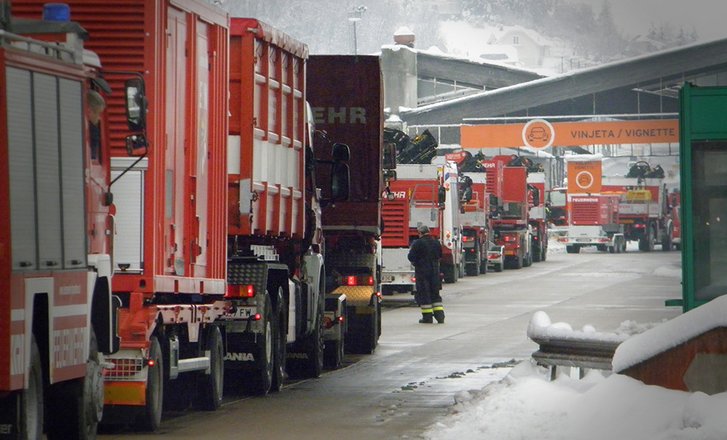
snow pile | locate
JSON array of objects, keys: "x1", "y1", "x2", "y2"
[
  {"x1": 613, "y1": 294, "x2": 727, "y2": 372},
  {"x1": 547, "y1": 238, "x2": 566, "y2": 253},
  {"x1": 527, "y1": 310, "x2": 629, "y2": 344},
  {"x1": 425, "y1": 360, "x2": 727, "y2": 440},
  {"x1": 427, "y1": 305, "x2": 727, "y2": 439}
]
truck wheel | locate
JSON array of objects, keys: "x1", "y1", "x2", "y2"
[
  {"x1": 47, "y1": 330, "x2": 103, "y2": 440},
  {"x1": 345, "y1": 301, "x2": 378, "y2": 355},
  {"x1": 532, "y1": 244, "x2": 542, "y2": 262},
  {"x1": 247, "y1": 295, "x2": 274, "y2": 395},
  {"x1": 465, "y1": 263, "x2": 478, "y2": 276},
  {"x1": 324, "y1": 338, "x2": 344, "y2": 370},
  {"x1": 136, "y1": 336, "x2": 163, "y2": 431},
  {"x1": 301, "y1": 306, "x2": 324, "y2": 379},
  {"x1": 479, "y1": 257, "x2": 487, "y2": 274},
  {"x1": 661, "y1": 229, "x2": 673, "y2": 252},
  {"x1": 271, "y1": 306, "x2": 286, "y2": 393},
  {"x1": 193, "y1": 326, "x2": 224, "y2": 410},
  {"x1": 19, "y1": 336, "x2": 43, "y2": 439},
  {"x1": 523, "y1": 250, "x2": 532, "y2": 267},
  {"x1": 442, "y1": 264, "x2": 456, "y2": 283}
]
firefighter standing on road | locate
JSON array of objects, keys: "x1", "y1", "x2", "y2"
[{"x1": 408, "y1": 225, "x2": 445, "y2": 324}]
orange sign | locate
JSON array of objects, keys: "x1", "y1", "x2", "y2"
[
  {"x1": 461, "y1": 119, "x2": 678, "y2": 148},
  {"x1": 567, "y1": 161, "x2": 602, "y2": 194}
]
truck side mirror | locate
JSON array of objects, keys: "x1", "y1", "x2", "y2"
[
  {"x1": 332, "y1": 143, "x2": 350, "y2": 162},
  {"x1": 438, "y1": 185, "x2": 446, "y2": 205},
  {"x1": 331, "y1": 162, "x2": 350, "y2": 202},
  {"x1": 530, "y1": 185, "x2": 540, "y2": 207},
  {"x1": 383, "y1": 142, "x2": 397, "y2": 170},
  {"x1": 125, "y1": 77, "x2": 147, "y2": 132}
]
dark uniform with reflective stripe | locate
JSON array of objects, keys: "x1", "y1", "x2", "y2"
[{"x1": 408, "y1": 232, "x2": 444, "y2": 323}]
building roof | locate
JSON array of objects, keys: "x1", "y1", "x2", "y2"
[{"x1": 401, "y1": 37, "x2": 727, "y2": 125}]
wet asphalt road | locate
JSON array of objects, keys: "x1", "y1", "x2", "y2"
[{"x1": 100, "y1": 243, "x2": 681, "y2": 439}]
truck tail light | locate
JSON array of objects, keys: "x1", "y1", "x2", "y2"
[
  {"x1": 324, "y1": 315, "x2": 345, "y2": 329},
  {"x1": 488, "y1": 253, "x2": 500, "y2": 260},
  {"x1": 462, "y1": 236, "x2": 473, "y2": 242},
  {"x1": 344, "y1": 275, "x2": 374, "y2": 286},
  {"x1": 411, "y1": 276, "x2": 416, "y2": 283},
  {"x1": 503, "y1": 235, "x2": 516, "y2": 242},
  {"x1": 225, "y1": 284, "x2": 255, "y2": 299}
]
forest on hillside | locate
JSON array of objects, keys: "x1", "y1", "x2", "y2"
[{"x1": 220, "y1": 0, "x2": 698, "y2": 65}]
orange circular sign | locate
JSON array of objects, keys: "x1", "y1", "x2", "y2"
[
  {"x1": 522, "y1": 119, "x2": 555, "y2": 149},
  {"x1": 575, "y1": 170, "x2": 594, "y2": 190}
]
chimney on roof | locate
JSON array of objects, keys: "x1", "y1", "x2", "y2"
[{"x1": 393, "y1": 26, "x2": 415, "y2": 48}]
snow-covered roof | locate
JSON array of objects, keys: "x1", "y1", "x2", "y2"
[
  {"x1": 401, "y1": 37, "x2": 727, "y2": 124},
  {"x1": 613, "y1": 295, "x2": 727, "y2": 372},
  {"x1": 562, "y1": 153, "x2": 604, "y2": 162}
]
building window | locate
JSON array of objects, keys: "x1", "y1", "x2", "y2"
[{"x1": 513, "y1": 35, "x2": 520, "y2": 45}]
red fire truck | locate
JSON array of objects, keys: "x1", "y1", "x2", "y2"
[
  {"x1": 483, "y1": 156, "x2": 535, "y2": 269},
  {"x1": 445, "y1": 151, "x2": 492, "y2": 276},
  {"x1": 381, "y1": 159, "x2": 465, "y2": 289},
  {"x1": 527, "y1": 171, "x2": 548, "y2": 262},
  {"x1": 307, "y1": 55, "x2": 385, "y2": 357},
  {"x1": 602, "y1": 175, "x2": 674, "y2": 252},
  {"x1": 1, "y1": 6, "x2": 119, "y2": 438},
  {"x1": 558, "y1": 195, "x2": 626, "y2": 253}
]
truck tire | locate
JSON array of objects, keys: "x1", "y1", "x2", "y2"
[
  {"x1": 442, "y1": 264, "x2": 456, "y2": 283},
  {"x1": 465, "y1": 262, "x2": 478, "y2": 276},
  {"x1": 19, "y1": 336, "x2": 43, "y2": 440},
  {"x1": 479, "y1": 256, "x2": 488, "y2": 274},
  {"x1": 47, "y1": 330, "x2": 103, "y2": 440},
  {"x1": 532, "y1": 243, "x2": 542, "y2": 262},
  {"x1": 661, "y1": 229, "x2": 673, "y2": 251},
  {"x1": 136, "y1": 336, "x2": 163, "y2": 432},
  {"x1": 271, "y1": 306, "x2": 286, "y2": 392},
  {"x1": 246, "y1": 295, "x2": 275, "y2": 396},
  {"x1": 324, "y1": 338, "x2": 344, "y2": 370},
  {"x1": 193, "y1": 326, "x2": 224, "y2": 410},
  {"x1": 566, "y1": 245, "x2": 580, "y2": 254},
  {"x1": 515, "y1": 253, "x2": 523, "y2": 269},
  {"x1": 346, "y1": 301, "x2": 378, "y2": 355},
  {"x1": 300, "y1": 306, "x2": 324, "y2": 379}
]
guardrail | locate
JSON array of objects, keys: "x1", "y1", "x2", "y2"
[
  {"x1": 530, "y1": 335, "x2": 621, "y2": 380},
  {"x1": 527, "y1": 311, "x2": 627, "y2": 380}
]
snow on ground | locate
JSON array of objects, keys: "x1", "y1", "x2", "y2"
[
  {"x1": 425, "y1": 360, "x2": 727, "y2": 440},
  {"x1": 425, "y1": 295, "x2": 727, "y2": 439}
]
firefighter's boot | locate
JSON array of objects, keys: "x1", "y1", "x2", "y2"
[
  {"x1": 433, "y1": 304, "x2": 445, "y2": 323},
  {"x1": 419, "y1": 306, "x2": 434, "y2": 324}
]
